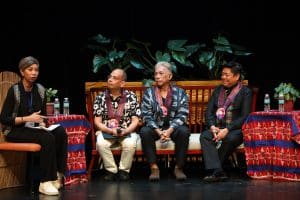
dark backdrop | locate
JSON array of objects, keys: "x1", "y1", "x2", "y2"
[{"x1": 0, "y1": 1, "x2": 299, "y2": 113}]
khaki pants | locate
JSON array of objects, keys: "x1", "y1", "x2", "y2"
[{"x1": 96, "y1": 132, "x2": 138, "y2": 174}]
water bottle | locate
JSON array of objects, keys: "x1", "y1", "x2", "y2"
[
  {"x1": 54, "y1": 98, "x2": 60, "y2": 116},
  {"x1": 63, "y1": 97, "x2": 70, "y2": 116},
  {"x1": 264, "y1": 93, "x2": 270, "y2": 112},
  {"x1": 278, "y1": 92, "x2": 285, "y2": 112}
]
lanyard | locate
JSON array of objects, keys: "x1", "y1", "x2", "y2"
[{"x1": 26, "y1": 91, "x2": 33, "y2": 112}]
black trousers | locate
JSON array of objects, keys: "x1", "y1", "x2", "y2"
[
  {"x1": 6, "y1": 126, "x2": 68, "y2": 182},
  {"x1": 139, "y1": 125, "x2": 190, "y2": 168},
  {"x1": 200, "y1": 129, "x2": 243, "y2": 171}
]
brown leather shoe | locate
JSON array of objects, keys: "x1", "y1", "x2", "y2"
[
  {"x1": 174, "y1": 168, "x2": 187, "y2": 181},
  {"x1": 149, "y1": 168, "x2": 160, "y2": 181}
]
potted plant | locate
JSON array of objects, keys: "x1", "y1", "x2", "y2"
[
  {"x1": 45, "y1": 88, "x2": 58, "y2": 116},
  {"x1": 274, "y1": 82, "x2": 300, "y2": 111}
]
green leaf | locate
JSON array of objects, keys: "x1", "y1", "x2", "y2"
[
  {"x1": 155, "y1": 51, "x2": 171, "y2": 62},
  {"x1": 108, "y1": 51, "x2": 125, "y2": 62},
  {"x1": 214, "y1": 45, "x2": 232, "y2": 54},
  {"x1": 199, "y1": 43, "x2": 207, "y2": 49},
  {"x1": 199, "y1": 51, "x2": 214, "y2": 63},
  {"x1": 167, "y1": 40, "x2": 187, "y2": 52},
  {"x1": 170, "y1": 62, "x2": 177, "y2": 73},
  {"x1": 183, "y1": 60, "x2": 194, "y2": 68},
  {"x1": 233, "y1": 50, "x2": 253, "y2": 56},
  {"x1": 171, "y1": 51, "x2": 186, "y2": 64},
  {"x1": 142, "y1": 79, "x2": 154, "y2": 87},
  {"x1": 213, "y1": 36, "x2": 230, "y2": 46},
  {"x1": 92, "y1": 34, "x2": 111, "y2": 44},
  {"x1": 93, "y1": 55, "x2": 108, "y2": 73},
  {"x1": 108, "y1": 51, "x2": 117, "y2": 62},
  {"x1": 130, "y1": 60, "x2": 145, "y2": 69},
  {"x1": 117, "y1": 51, "x2": 125, "y2": 59},
  {"x1": 206, "y1": 57, "x2": 217, "y2": 70},
  {"x1": 185, "y1": 43, "x2": 200, "y2": 57},
  {"x1": 230, "y1": 43, "x2": 252, "y2": 56}
]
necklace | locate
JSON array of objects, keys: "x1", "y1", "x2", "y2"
[{"x1": 105, "y1": 89, "x2": 127, "y2": 122}]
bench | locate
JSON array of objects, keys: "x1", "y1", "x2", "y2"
[{"x1": 85, "y1": 80, "x2": 258, "y2": 179}]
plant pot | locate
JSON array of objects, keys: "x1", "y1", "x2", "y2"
[
  {"x1": 284, "y1": 100, "x2": 294, "y2": 112},
  {"x1": 46, "y1": 102, "x2": 54, "y2": 116}
]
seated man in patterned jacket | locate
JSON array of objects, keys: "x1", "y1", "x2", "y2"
[
  {"x1": 93, "y1": 68, "x2": 141, "y2": 181},
  {"x1": 139, "y1": 61, "x2": 190, "y2": 181}
]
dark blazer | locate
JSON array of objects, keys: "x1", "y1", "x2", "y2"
[{"x1": 205, "y1": 84, "x2": 253, "y2": 131}]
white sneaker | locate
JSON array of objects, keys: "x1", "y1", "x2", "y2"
[
  {"x1": 52, "y1": 172, "x2": 64, "y2": 189},
  {"x1": 52, "y1": 180, "x2": 62, "y2": 190},
  {"x1": 39, "y1": 181, "x2": 59, "y2": 196}
]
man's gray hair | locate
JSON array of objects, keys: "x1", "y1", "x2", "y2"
[{"x1": 155, "y1": 61, "x2": 172, "y2": 73}]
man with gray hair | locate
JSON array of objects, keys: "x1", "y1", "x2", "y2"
[{"x1": 139, "y1": 61, "x2": 190, "y2": 181}]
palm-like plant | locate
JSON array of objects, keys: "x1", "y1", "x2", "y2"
[
  {"x1": 88, "y1": 34, "x2": 154, "y2": 85},
  {"x1": 198, "y1": 34, "x2": 253, "y2": 79},
  {"x1": 88, "y1": 34, "x2": 202, "y2": 84},
  {"x1": 87, "y1": 33, "x2": 253, "y2": 84}
]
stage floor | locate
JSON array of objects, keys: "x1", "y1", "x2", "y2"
[{"x1": 1, "y1": 161, "x2": 300, "y2": 200}]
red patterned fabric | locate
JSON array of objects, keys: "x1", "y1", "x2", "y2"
[
  {"x1": 48, "y1": 115, "x2": 91, "y2": 185},
  {"x1": 242, "y1": 111, "x2": 300, "y2": 181}
]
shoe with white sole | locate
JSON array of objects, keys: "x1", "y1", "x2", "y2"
[
  {"x1": 39, "y1": 181, "x2": 59, "y2": 196},
  {"x1": 52, "y1": 172, "x2": 64, "y2": 189},
  {"x1": 52, "y1": 180, "x2": 63, "y2": 190}
]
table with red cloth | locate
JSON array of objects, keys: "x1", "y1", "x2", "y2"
[
  {"x1": 47, "y1": 114, "x2": 91, "y2": 185},
  {"x1": 242, "y1": 110, "x2": 300, "y2": 181}
]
